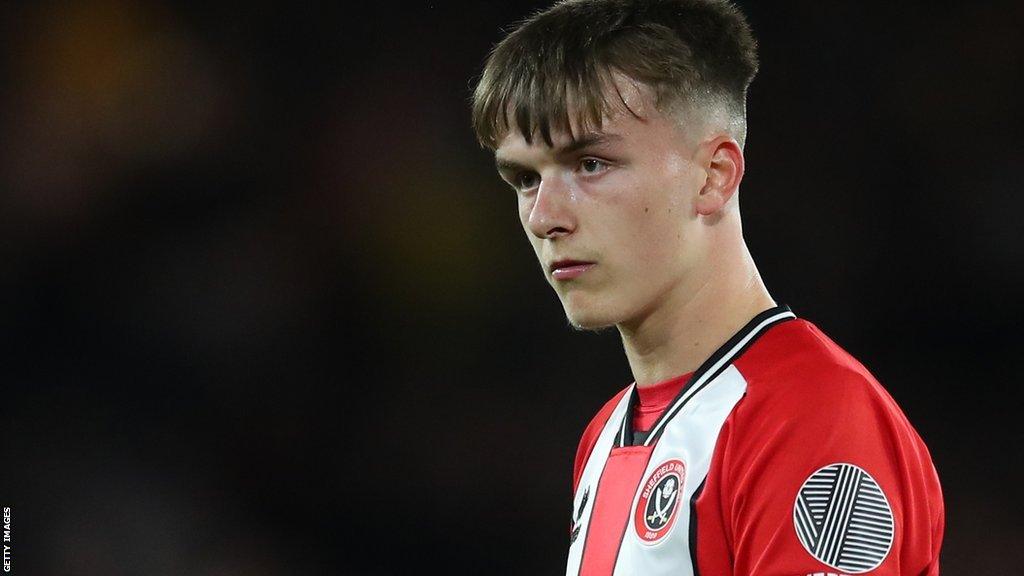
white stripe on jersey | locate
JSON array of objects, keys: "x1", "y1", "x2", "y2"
[
  {"x1": 643, "y1": 309, "x2": 795, "y2": 446},
  {"x1": 612, "y1": 365, "x2": 747, "y2": 575},
  {"x1": 566, "y1": 387, "x2": 636, "y2": 573},
  {"x1": 565, "y1": 366, "x2": 748, "y2": 575}
]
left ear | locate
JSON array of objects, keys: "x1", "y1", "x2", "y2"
[{"x1": 694, "y1": 135, "x2": 745, "y2": 216}]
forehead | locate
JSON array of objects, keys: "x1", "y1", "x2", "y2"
[
  {"x1": 495, "y1": 74, "x2": 666, "y2": 156},
  {"x1": 494, "y1": 104, "x2": 695, "y2": 169},
  {"x1": 495, "y1": 122, "x2": 626, "y2": 162},
  {"x1": 497, "y1": 70, "x2": 655, "y2": 144}
]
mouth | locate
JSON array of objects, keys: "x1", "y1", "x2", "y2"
[{"x1": 549, "y1": 259, "x2": 596, "y2": 281}]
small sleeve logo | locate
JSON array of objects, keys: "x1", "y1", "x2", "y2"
[
  {"x1": 570, "y1": 486, "x2": 590, "y2": 546},
  {"x1": 793, "y1": 463, "x2": 895, "y2": 574}
]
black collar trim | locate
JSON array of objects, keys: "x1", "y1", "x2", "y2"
[{"x1": 616, "y1": 304, "x2": 797, "y2": 448}]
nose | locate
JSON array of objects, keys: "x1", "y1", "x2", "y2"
[{"x1": 526, "y1": 173, "x2": 576, "y2": 240}]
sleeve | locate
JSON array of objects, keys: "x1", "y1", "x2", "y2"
[{"x1": 720, "y1": 368, "x2": 944, "y2": 576}]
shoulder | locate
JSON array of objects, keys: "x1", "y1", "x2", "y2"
[
  {"x1": 714, "y1": 318, "x2": 944, "y2": 574},
  {"x1": 732, "y1": 317, "x2": 909, "y2": 431},
  {"x1": 723, "y1": 316, "x2": 940, "y2": 510},
  {"x1": 572, "y1": 385, "x2": 631, "y2": 493}
]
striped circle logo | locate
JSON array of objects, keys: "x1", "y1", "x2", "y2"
[{"x1": 793, "y1": 463, "x2": 894, "y2": 574}]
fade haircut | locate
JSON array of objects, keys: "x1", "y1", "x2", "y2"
[{"x1": 471, "y1": 0, "x2": 759, "y2": 150}]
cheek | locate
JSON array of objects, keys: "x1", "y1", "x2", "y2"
[
  {"x1": 654, "y1": 152, "x2": 699, "y2": 211},
  {"x1": 620, "y1": 186, "x2": 695, "y2": 268},
  {"x1": 623, "y1": 178, "x2": 689, "y2": 237},
  {"x1": 517, "y1": 197, "x2": 531, "y2": 222}
]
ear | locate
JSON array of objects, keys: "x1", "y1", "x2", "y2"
[{"x1": 694, "y1": 135, "x2": 745, "y2": 216}]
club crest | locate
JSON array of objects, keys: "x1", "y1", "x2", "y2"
[{"x1": 634, "y1": 459, "x2": 686, "y2": 545}]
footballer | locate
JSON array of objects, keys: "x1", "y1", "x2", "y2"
[{"x1": 470, "y1": 0, "x2": 944, "y2": 574}]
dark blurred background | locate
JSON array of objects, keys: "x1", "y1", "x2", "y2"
[{"x1": 1, "y1": 1, "x2": 1021, "y2": 574}]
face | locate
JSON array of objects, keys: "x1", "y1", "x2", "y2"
[{"x1": 494, "y1": 79, "x2": 714, "y2": 331}]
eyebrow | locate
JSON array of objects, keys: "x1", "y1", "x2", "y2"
[{"x1": 495, "y1": 132, "x2": 623, "y2": 173}]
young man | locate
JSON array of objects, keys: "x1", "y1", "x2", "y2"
[{"x1": 471, "y1": 1, "x2": 944, "y2": 575}]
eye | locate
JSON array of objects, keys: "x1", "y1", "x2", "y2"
[
  {"x1": 513, "y1": 171, "x2": 540, "y2": 191},
  {"x1": 579, "y1": 158, "x2": 609, "y2": 175}
]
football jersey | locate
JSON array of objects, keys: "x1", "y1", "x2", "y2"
[{"x1": 567, "y1": 305, "x2": 944, "y2": 576}]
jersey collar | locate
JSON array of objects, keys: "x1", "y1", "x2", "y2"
[{"x1": 616, "y1": 304, "x2": 797, "y2": 448}]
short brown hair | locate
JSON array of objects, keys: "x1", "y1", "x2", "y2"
[{"x1": 471, "y1": 0, "x2": 759, "y2": 150}]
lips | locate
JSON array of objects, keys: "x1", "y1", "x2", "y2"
[{"x1": 550, "y1": 259, "x2": 596, "y2": 280}]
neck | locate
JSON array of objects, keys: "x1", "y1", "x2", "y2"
[{"x1": 617, "y1": 235, "x2": 775, "y2": 389}]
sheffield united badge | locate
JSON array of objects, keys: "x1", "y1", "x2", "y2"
[{"x1": 634, "y1": 459, "x2": 686, "y2": 545}]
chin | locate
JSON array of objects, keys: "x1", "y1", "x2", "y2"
[{"x1": 561, "y1": 298, "x2": 622, "y2": 332}]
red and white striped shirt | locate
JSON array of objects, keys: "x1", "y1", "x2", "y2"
[{"x1": 567, "y1": 305, "x2": 944, "y2": 576}]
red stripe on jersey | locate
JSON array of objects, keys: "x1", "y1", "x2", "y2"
[{"x1": 579, "y1": 445, "x2": 654, "y2": 575}]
